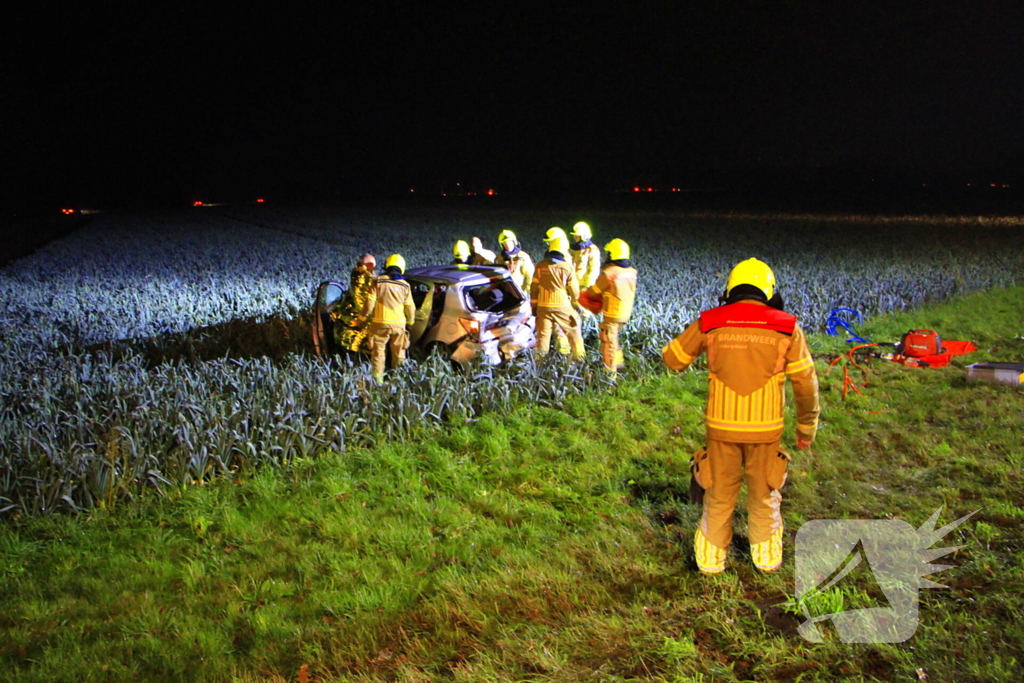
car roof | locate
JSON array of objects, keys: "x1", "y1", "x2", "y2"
[{"x1": 406, "y1": 265, "x2": 511, "y2": 286}]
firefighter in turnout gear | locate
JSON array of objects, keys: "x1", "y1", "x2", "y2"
[
  {"x1": 581, "y1": 239, "x2": 636, "y2": 371},
  {"x1": 539, "y1": 227, "x2": 572, "y2": 354},
  {"x1": 362, "y1": 254, "x2": 416, "y2": 380},
  {"x1": 530, "y1": 236, "x2": 585, "y2": 360},
  {"x1": 494, "y1": 229, "x2": 534, "y2": 290},
  {"x1": 334, "y1": 253, "x2": 377, "y2": 354},
  {"x1": 662, "y1": 258, "x2": 819, "y2": 575},
  {"x1": 451, "y1": 240, "x2": 471, "y2": 265},
  {"x1": 570, "y1": 221, "x2": 602, "y2": 289}
]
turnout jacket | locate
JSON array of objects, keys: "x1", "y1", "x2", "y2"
[
  {"x1": 363, "y1": 275, "x2": 415, "y2": 326},
  {"x1": 571, "y1": 242, "x2": 602, "y2": 289},
  {"x1": 588, "y1": 263, "x2": 637, "y2": 323},
  {"x1": 495, "y1": 249, "x2": 535, "y2": 291},
  {"x1": 663, "y1": 301, "x2": 819, "y2": 444},
  {"x1": 530, "y1": 257, "x2": 580, "y2": 312}
]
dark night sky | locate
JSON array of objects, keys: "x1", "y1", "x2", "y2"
[{"x1": 6, "y1": 3, "x2": 1024, "y2": 207}]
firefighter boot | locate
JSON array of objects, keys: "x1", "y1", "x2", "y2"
[
  {"x1": 750, "y1": 527, "x2": 784, "y2": 573},
  {"x1": 694, "y1": 528, "x2": 728, "y2": 575}
]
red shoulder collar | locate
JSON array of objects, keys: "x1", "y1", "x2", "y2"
[{"x1": 699, "y1": 302, "x2": 797, "y2": 334}]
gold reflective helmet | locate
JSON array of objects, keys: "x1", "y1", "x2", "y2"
[
  {"x1": 571, "y1": 221, "x2": 592, "y2": 240},
  {"x1": 498, "y1": 229, "x2": 518, "y2": 246},
  {"x1": 548, "y1": 236, "x2": 570, "y2": 257},
  {"x1": 385, "y1": 253, "x2": 407, "y2": 273},
  {"x1": 604, "y1": 238, "x2": 630, "y2": 261},
  {"x1": 726, "y1": 258, "x2": 775, "y2": 300},
  {"x1": 453, "y1": 240, "x2": 470, "y2": 260},
  {"x1": 543, "y1": 227, "x2": 567, "y2": 243}
]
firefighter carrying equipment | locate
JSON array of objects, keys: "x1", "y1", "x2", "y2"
[
  {"x1": 585, "y1": 254, "x2": 637, "y2": 370},
  {"x1": 453, "y1": 241, "x2": 470, "y2": 261},
  {"x1": 726, "y1": 258, "x2": 775, "y2": 300}
]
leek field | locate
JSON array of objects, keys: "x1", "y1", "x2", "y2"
[
  {"x1": 1, "y1": 206, "x2": 1023, "y2": 681},
  {"x1": 2, "y1": 205, "x2": 1023, "y2": 516}
]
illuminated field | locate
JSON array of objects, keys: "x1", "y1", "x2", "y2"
[{"x1": 2, "y1": 206, "x2": 1023, "y2": 516}]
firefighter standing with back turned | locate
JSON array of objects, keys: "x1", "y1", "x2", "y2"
[
  {"x1": 662, "y1": 258, "x2": 819, "y2": 575},
  {"x1": 531, "y1": 229, "x2": 585, "y2": 361},
  {"x1": 581, "y1": 238, "x2": 636, "y2": 372},
  {"x1": 362, "y1": 254, "x2": 415, "y2": 380}
]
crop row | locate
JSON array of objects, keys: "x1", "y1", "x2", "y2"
[{"x1": 2, "y1": 206, "x2": 1022, "y2": 516}]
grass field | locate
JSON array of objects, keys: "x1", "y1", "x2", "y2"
[{"x1": 2, "y1": 281, "x2": 1022, "y2": 682}]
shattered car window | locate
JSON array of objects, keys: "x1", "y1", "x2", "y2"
[{"x1": 465, "y1": 279, "x2": 524, "y2": 314}]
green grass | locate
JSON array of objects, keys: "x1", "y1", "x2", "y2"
[{"x1": 2, "y1": 287, "x2": 1024, "y2": 681}]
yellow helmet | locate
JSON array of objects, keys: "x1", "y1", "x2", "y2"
[
  {"x1": 604, "y1": 238, "x2": 630, "y2": 260},
  {"x1": 497, "y1": 229, "x2": 518, "y2": 246},
  {"x1": 385, "y1": 254, "x2": 407, "y2": 273},
  {"x1": 571, "y1": 221, "x2": 592, "y2": 240},
  {"x1": 726, "y1": 258, "x2": 775, "y2": 300},
  {"x1": 453, "y1": 240, "x2": 470, "y2": 260},
  {"x1": 548, "y1": 236, "x2": 570, "y2": 256},
  {"x1": 543, "y1": 227, "x2": 567, "y2": 243}
]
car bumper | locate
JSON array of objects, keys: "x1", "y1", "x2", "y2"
[{"x1": 451, "y1": 320, "x2": 535, "y2": 366}]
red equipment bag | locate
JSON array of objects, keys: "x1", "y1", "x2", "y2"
[
  {"x1": 900, "y1": 329, "x2": 944, "y2": 358},
  {"x1": 578, "y1": 289, "x2": 603, "y2": 314}
]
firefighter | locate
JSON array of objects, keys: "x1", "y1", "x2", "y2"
[
  {"x1": 530, "y1": 234, "x2": 585, "y2": 361},
  {"x1": 581, "y1": 238, "x2": 636, "y2": 372},
  {"x1": 470, "y1": 236, "x2": 496, "y2": 265},
  {"x1": 539, "y1": 227, "x2": 572, "y2": 354},
  {"x1": 494, "y1": 229, "x2": 534, "y2": 290},
  {"x1": 362, "y1": 254, "x2": 416, "y2": 380},
  {"x1": 662, "y1": 258, "x2": 819, "y2": 575},
  {"x1": 334, "y1": 253, "x2": 377, "y2": 354},
  {"x1": 570, "y1": 221, "x2": 602, "y2": 289},
  {"x1": 451, "y1": 240, "x2": 471, "y2": 265}
]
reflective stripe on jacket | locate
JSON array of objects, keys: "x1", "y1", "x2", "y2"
[
  {"x1": 662, "y1": 301, "x2": 819, "y2": 443},
  {"x1": 530, "y1": 258, "x2": 580, "y2": 311},
  {"x1": 588, "y1": 264, "x2": 637, "y2": 323},
  {"x1": 364, "y1": 276, "x2": 415, "y2": 326}
]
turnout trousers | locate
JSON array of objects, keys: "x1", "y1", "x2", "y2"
[
  {"x1": 599, "y1": 321, "x2": 625, "y2": 371},
  {"x1": 368, "y1": 323, "x2": 409, "y2": 379},
  {"x1": 693, "y1": 439, "x2": 788, "y2": 574},
  {"x1": 535, "y1": 308, "x2": 585, "y2": 361}
]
